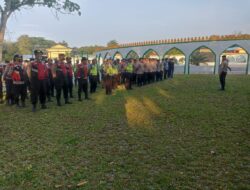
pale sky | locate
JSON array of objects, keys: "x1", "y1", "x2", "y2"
[{"x1": 4, "y1": 0, "x2": 250, "y2": 47}]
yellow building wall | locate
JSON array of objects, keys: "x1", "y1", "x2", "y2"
[{"x1": 46, "y1": 45, "x2": 72, "y2": 59}]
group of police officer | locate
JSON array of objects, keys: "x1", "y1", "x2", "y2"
[
  {"x1": 100, "y1": 57, "x2": 175, "y2": 95},
  {"x1": 0, "y1": 50, "x2": 100, "y2": 112},
  {"x1": 0, "y1": 50, "x2": 175, "y2": 112}
]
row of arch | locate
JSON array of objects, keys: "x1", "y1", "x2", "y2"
[{"x1": 97, "y1": 44, "x2": 250, "y2": 74}]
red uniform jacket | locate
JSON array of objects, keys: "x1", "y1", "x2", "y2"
[
  {"x1": 31, "y1": 61, "x2": 46, "y2": 80},
  {"x1": 66, "y1": 64, "x2": 73, "y2": 78},
  {"x1": 77, "y1": 64, "x2": 88, "y2": 79}
]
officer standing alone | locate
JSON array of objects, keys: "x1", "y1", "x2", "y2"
[{"x1": 219, "y1": 55, "x2": 231, "y2": 91}]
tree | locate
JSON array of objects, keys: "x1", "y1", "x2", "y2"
[
  {"x1": 190, "y1": 52, "x2": 209, "y2": 66},
  {"x1": 77, "y1": 45, "x2": 105, "y2": 56},
  {"x1": 59, "y1": 40, "x2": 69, "y2": 47},
  {"x1": 107, "y1": 40, "x2": 119, "y2": 48},
  {"x1": 16, "y1": 35, "x2": 32, "y2": 55},
  {"x1": 0, "y1": 0, "x2": 81, "y2": 62},
  {"x1": 2, "y1": 40, "x2": 18, "y2": 61},
  {"x1": 16, "y1": 35, "x2": 57, "y2": 55}
]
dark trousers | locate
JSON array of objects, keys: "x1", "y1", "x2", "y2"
[
  {"x1": 219, "y1": 72, "x2": 227, "y2": 90},
  {"x1": 144, "y1": 72, "x2": 150, "y2": 84},
  {"x1": 156, "y1": 71, "x2": 162, "y2": 81},
  {"x1": 0, "y1": 81, "x2": 3, "y2": 101},
  {"x1": 164, "y1": 70, "x2": 168, "y2": 79},
  {"x1": 74, "y1": 75, "x2": 78, "y2": 87},
  {"x1": 31, "y1": 79, "x2": 46, "y2": 105},
  {"x1": 125, "y1": 73, "x2": 133, "y2": 90},
  {"x1": 78, "y1": 78, "x2": 88, "y2": 99},
  {"x1": 136, "y1": 74, "x2": 143, "y2": 86},
  {"x1": 49, "y1": 78, "x2": 54, "y2": 97},
  {"x1": 105, "y1": 76, "x2": 112, "y2": 95},
  {"x1": 46, "y1": 79, "x2": 51, "y2": 100},
  {"x1": 68, "y1": 77, "x2": 73, "y2": 97},
  {"x1": 13, "y1": 84, "x2": 26, "y2": 105},
  {"x1": 168, "y1": 67, "x2": 174, "y2": 78},
  {"x1": 121, "y1": 73, "x2": 126, "y2": 84},
  {"x1": 90, "y1": 76, "x2": 98, "y2": 93},
  {"x1": 5, "y1": 79, "x2": 14, "y2": 104},
  {"x1": 151, "y1": 72, "x2": 156, "y2": 83},
  {"x1": 55, "y1": 78, "x2": 68, "y2": 103},
  {"x1": 143, "y1": 73, "x2": 147, "y2": 85}
]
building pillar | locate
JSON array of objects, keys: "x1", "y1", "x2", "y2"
[
  {"x1": 247, "y1": 54, "x2": 250, "y2": 75},
  {"x1": 184, "y1": 55, "x2": 189, "y2": 74},
  {"x1": 214, "y1": 53, "x2": 221, "y2": 75}
]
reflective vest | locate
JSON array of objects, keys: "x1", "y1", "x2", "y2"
[
  {"x1": 106, "y1": 66, "x2": 113, "y2": 76},
  {"x1": 112, "y1": 67, "x2": 118, "y2": 75},
  {"x1": 90, "y1": 65, "x2": 98, "y2": 76},
  {"x1": 126, "y1": 63, "x2": 133, "y2": 73}
]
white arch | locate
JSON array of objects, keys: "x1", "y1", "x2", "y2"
[{"x1": 96, "y1": 39, "x2": 250, "y2": 74}]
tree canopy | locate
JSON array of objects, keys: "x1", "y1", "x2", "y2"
[
  {"x1": 2, "y1": 35, "x2": 106, "y2": 61},
  {"x1": 0, "y1": 0, "x2": 81, "y2": 61},
  {"x1": 107, "y1": 40, "x2": 119, "y2": 48}
]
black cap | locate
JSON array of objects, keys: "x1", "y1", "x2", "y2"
[
  {"x1": 13, "y1": 54, "x2": 21, "y2": 61},
  {"x1": 34, "y1": 50, "x2": 43, "y2": 54},
  {"x1": 82, "y1": 57, "x2": 87, "y2": 61}
]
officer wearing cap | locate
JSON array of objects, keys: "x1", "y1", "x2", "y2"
[
  {"x1": 76, "y1": 57, "x2": 90, "y2": 100},
  {"x1": 0, "y1": 63, "x2": 4, "y2": 104},
  {"x1": 168, "y1": 58, "x2": 175, "y2": 79},
  {"x1": 11, "y1": 54, "x2": 26, "y2": 108},
  {"x1": 3, "y1": 60, "x2": 15, "y2": 105},
  {"x1": 52, "y1": 53, "x2": 72, "y2": 106},
  {"x1": 66, "y1": 57, "x2": 74, "y2": 98},
  {"x1": 89, "y1": 59, "x2": 99, "y2": 93},
  {"x1": 27, "y1": 50, "x2": 47, "y2": 112},
  {"x1": 125, "y1": 59, "x2": 134, "y2": 90},
  {"x1": 46, "y1": 58, "x2": 54, "y2": 100}
]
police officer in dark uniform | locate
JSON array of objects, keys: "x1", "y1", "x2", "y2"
[
  {"x1": 52, "y1": 54, "x2": 72, "y2": 106},
  {"x1": 89, "y1": 59, "x2": 98, "y2": 93},
  {"x1": 47, "y1": 59, "x2": 54, "y2": 97},
  {"x1": 3, "y1": 61, "x2": 15, "y2": 105},
  {"x1": 168, "y1": 58, "x2": 175, "y2": 79},
  {"x1": 11, "y1": 55, "x2": 26, "y2": 108},
  {"x1": 66, "y1": 57, "x2": 74, "y2": 98},
  {"x1": 45, "y1": 59, "x2": 53, "y2": 102},
  {"x1": 0, "y1": 63, "x2": 4, "y2": 104},
  {"x1": 76, "y1": 57, "x2": 90, "y2": 101},
  {"x1": 28, "y1": 50, "x2": 47, "y2": 112}
]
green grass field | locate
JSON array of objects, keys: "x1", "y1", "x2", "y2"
[{"x1": 0, "y1": 75, "x2": 249, "y2": 190}]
